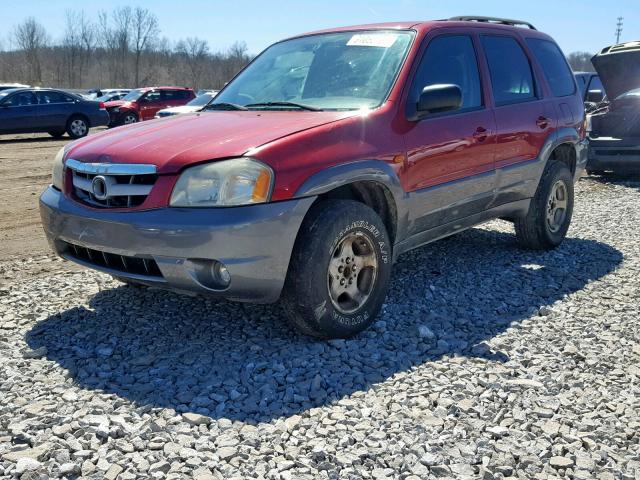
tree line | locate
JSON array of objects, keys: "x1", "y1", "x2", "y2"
[
  {"x1": 0, "y1": 7, "x2": 253, "y2": 90},
  {"x1": 1, "y1": 8, "x2": 597, "y2": 90}
]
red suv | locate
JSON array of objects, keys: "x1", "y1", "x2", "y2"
[
  {"x1": 104, "y1": 87, "x2": 195, "y2": 126},
  {"x1": 41, "y1": 17, "x2": 586, "y2": 339}
]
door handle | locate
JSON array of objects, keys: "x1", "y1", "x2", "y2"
[
  {"x1": 472, "y1": 126, "x2": 488, "y2": 142},
  {"x1": 536, "y1": 116, "x2": 549, "y2": 129}
]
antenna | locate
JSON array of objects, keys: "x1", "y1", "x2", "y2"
[{"x1": 615, "y1": 16, "x2": 623, "y2": 44}]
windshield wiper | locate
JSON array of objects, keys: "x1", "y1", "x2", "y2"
[
  {"x1": 245, "y1": 101, "x2": 322, "y2": 111},
  {"x1": 203, "y1": 102, "x2": 248, "y2": 111}
]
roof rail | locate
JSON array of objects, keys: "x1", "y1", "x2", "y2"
[{"x1": 448, "y1": 16, "x2": 536, "y2": 30}]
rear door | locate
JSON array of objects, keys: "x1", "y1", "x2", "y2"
[
  {"x1": 138, "y1": 90, "x2": 163, "y2": 120},
  {"x1": 0, "y1": 91, "x2": 39, "y2": 133},
  {"x1": 479, "y1": 33, "x2": 555, "y2": 204},
  {"x1": 35, "y1": 91, "x2": 76, "y2": 130},
  {"x1": 402, "y1": 32, "x2": 497, "y2": 234}
]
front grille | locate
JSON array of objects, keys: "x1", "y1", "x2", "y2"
[
  {"x1": 66, "y1": 158, "x2": 158, "y2": 208},
  {"x1": 62, "y1": 241, "x2": 163, "y2": 278}
]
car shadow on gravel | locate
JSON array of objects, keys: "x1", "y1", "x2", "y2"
[
  {"x1": 585, "y1": 173, "x2": 640, "y2": 192},
  {"x1": 26, "y1": 227, "x2": 622, "y2": 423}
]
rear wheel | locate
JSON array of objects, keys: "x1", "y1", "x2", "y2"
[
  {"x1": 66, "y1": 116, "x2": 89, "y2": 138},
  {"x1": 282, "y1": 200, "x2": 392, "y2": 339},
  {"x1": 515, "y1": 161, "x2": 574, "y2": 250}
]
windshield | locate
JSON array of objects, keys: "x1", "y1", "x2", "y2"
[
  {"x1": 0, "y1": 90, "x2": 16, "y2": 103},
  {"x1": 212, "y1": 30, "x2": 414, "y2": 111},
  {"x1": 187, "y1": 93, "x2": 215, "y2": 107},
  {"x1": 122, "y1": 89, "x2": 145, "y2": 102}
]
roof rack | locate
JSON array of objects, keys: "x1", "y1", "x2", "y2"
[{"x1": 448, "y1": 16, "x2": 536, "y2": 30}]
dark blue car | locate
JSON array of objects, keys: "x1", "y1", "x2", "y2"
[{"x1": 0, "y1": 88, "x2": 110, "y2": 138}]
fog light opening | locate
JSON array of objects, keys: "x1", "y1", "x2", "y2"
[{"x1": 211, "y1": 261, "x2": 231, "y2": 288}]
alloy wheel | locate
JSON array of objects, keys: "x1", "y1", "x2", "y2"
[
  {"x1": 327, "y1": 232, "x2": 378, "y2": 314},
  {"x1": 546, "y1": 180, "x2": 568, "y2": 233}
]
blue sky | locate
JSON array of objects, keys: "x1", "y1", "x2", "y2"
[{"x1": 3, "y1": 0, "x2": 639, "y2": 55}]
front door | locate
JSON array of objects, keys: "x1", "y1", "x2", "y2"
[
  {"x1": 402, "y1": 33, "x2": 497, "y2": 234},
  {"x1": 0, "y1": 91, "x2": 39, "y2": 133},
  {"x1": 138, "y1": 90, "x2": 163, "y2": 120}
]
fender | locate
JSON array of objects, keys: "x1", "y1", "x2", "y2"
[
  {"x1": 494, "y1": 127, "x2": 583, "y2": 205},
  {"x1": 294, "y1": 160, "x2": 411, "y2": 244}
]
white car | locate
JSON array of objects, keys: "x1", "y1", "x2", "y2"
[
  {"x1": 0, "y1": 83, "x2": 29, "y2": 92},
  {"x1": 155, "y1": 91, "x2": 218, "y2": 118},
  {"x1": 84, "y1": 88, "x2": 131, "y2": 100}
]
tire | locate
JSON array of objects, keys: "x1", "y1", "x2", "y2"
[
  {"x1": 515, "y1": 161, "x2": 574, "y2": 250},
  {"x1": 48, "y1": 130, "x2": 65, "y2": 138},
  {"x1": 282, "y1": 200, "x2": 392, "y2": 339},
  {"x1": 121, "y1": 113, "x2": 138, "y2": 126},
  {"x1": 66, "y1": 116, "x2": 89, "y2": 139}
]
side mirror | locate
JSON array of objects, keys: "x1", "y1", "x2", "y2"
[
  {"x1": 586, "y1": 89, "x2": 604, "y2": 103},
  {"x1": 413, "y1": 84, "x2": 462, "y2": 120}
]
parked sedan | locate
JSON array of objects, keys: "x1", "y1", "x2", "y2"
[
  {"x1": 0, "y1": 88, "x2": 110, "y2": 138},
  {"x1": 95, "y1": 92, "x2": 129, "y2": 103},
  {"x1": 154, "y1": 91, "x2": 218, "y2": 118},
  {"x1": 105, "y1": 87, "x2": 196, "y2": 126}
]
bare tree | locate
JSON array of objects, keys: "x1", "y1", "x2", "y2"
[
  {"x1": 13, "y1": 17, "x2": 48, "y2": 84},
  {"x1": 176, "y1": 37, "x2": 209, "y2": 89},
  {"x1": 131, "y1": 7, "x2": 159, "y2": 87},
  {"x1": 0, "y1": 7, "x2": 253, "y2": 89},
  {"x1": 567, "y1": 51, "x2": 595, "y2": 72}
]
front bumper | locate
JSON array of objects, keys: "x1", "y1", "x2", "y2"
[
  {"x1": 587, "y1": 137, "x2": 640, "y2": 173},
  {"x1": 39, "y1": 187, "x2": 315, "y2": 303}
]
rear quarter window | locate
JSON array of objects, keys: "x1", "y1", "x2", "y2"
[{"x1": 526, "y1": 38, "x2": 576, "y2": 97}]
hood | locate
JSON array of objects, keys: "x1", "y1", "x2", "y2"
[
  {"x1": 592, "y1": 40, "x2": 640, "y2": 100},
  {"x1": 104, "y1": 100, "x2": 127, "y2": 109},
  {"x1": 66, "y1": 110, "x2": 356, "y2": 173},
  {"x1": 159, "y1": 105, "x2": 200, "y2": 114}
]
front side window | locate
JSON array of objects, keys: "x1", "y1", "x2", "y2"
[
  {"x1": 3, "y1": 91, "x2": 37, "y2": 106},
  {"x1": 212, "y1": 30, "x2": 415, "y2": 111},
  {"x1": 409, "y1": 35, "x2": 482, "y2": 115},
  {"x1": 144, "y1": 91, "x2": 162, "y2": 102},
  {"x1": 526, "y1": 38, "x2": 575, "y2": 97},
  {"x1": 482, "y1": 35, "x2": 536, "y2": 105}
]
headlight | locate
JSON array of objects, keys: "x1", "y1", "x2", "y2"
[
  {"x1": 52, "y1": 147, "x2": 66, "y2": 190},
  {"x1": 170, "y1": 158, "x2": 273, "y2": 207}
]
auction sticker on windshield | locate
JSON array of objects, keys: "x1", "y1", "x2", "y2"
[{"x1": 347, "y1": 33, "x2": 399, "y2": 48}]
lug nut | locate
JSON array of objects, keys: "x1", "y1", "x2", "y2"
[
  {"x1": 340, "y1": 278, "x2": 345, "y2": 285},
  {"x1": 338, "y1": 266, "x2": 343, "y2": 273}
]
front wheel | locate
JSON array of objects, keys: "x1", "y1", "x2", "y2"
[
  {"x1": 121, "y1": 113, "x2": 138, "y2": 126},
  {"x1": 515, "y1": 161, "x2": 574, "y2": 250},
  {"x1": 282, "y1": 200, "x2": 392, "y2": 339}
]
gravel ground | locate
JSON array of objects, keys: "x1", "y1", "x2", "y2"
[{"x1": 1, "y1": 177, "x2": 639, "y2": 479}]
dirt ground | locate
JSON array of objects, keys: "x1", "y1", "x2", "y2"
[{"x1": 0, "y1": 132, "x2": 101, "y2": 281}]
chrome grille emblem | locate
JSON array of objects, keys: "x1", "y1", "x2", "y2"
[{"x1": 91, "y1": 175, "x2": 109, "y2": 200}]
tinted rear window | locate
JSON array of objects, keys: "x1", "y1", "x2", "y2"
[
  {"x1": 481, "y1": 35, "x2": 535, "y2": 105},
  {"x1": 526, "y1": 38, "x2": 576, "y2": 97}
]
